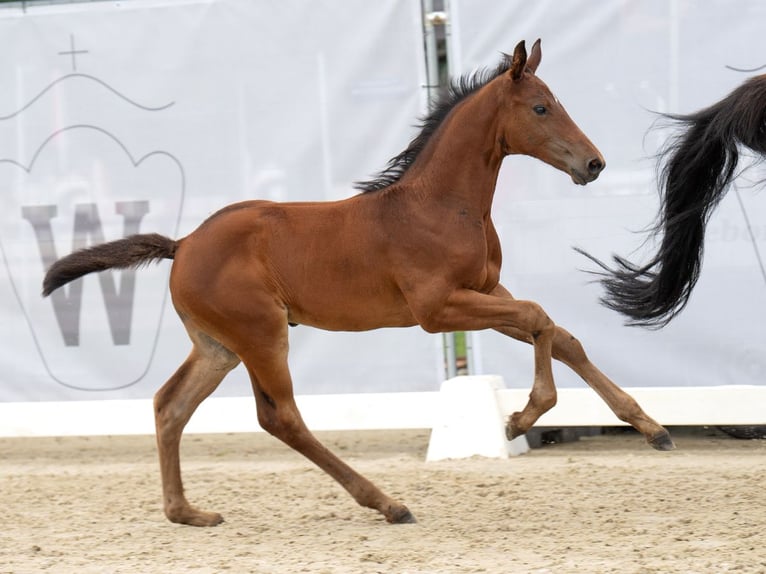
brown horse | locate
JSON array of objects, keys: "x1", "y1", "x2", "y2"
[{"x1": 42, "y1": 40, "x2": 673, "y2": 527}]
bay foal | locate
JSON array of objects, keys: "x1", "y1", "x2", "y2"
[{"x1": 43, "y1": 40, "x2": 672, "y2": 526}]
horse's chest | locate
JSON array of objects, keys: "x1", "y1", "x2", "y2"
[{"x1": 451, "y1": 232, "x2": 501, "y2": 291}]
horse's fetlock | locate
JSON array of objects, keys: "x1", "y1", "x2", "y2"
[
  {"x1": 539, "y1": 392, "x2": 557, "y2": 412},
  {"x1": 530, "y1": 389, "x2": 557, "y2": 412},
  {"x1": 614, "y1": 400, "x2": 642, "y2": 424},
  {"x1": 164, "y1": 501, "x2": 188, "y2": 523}
]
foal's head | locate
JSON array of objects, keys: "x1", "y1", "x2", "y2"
[{"x1": 498, "y1": 40, "x2": 605, "y2": 185}]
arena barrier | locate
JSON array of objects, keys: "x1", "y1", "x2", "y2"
[{"x1": 3, "y1": 381, "x2": 764, "y2": 463}]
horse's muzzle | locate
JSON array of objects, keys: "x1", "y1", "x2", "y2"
[{"x1": 571, "y1": 156, "x2": 605, "y2": 185}]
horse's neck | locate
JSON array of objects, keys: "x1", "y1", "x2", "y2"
[{"x1": 402, "y1": 84, "x2": 505, "y2": 214}]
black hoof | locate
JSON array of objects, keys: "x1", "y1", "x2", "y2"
[
  {"x1": 388, "y1": 507, "x2": 417, "y2": 524},
  {"x1": 648, "y1": 429, "x2": 675, "y2": 451}
]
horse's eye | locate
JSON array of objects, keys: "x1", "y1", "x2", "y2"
[{"x1": 533, "y1": 105, "x2": 547, "y2": 116}]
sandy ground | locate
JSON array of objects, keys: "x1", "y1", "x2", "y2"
[{"x1": 1, "y1": 427, "x2": 764, "y2": 574}]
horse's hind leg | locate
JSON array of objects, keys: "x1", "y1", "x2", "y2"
[
  {"x1": 252, "y1": 375, "x2": 416, "y2": 524},
  {"x1": 234, "y1": 314, "x2": 415, "y2": 524},
  {"x1": 154, "y1": 326, "x2": 240, "y2": 526}
]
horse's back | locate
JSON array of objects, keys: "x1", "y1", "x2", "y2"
[{"x1": 170, "y1": 196, "x2": 417, "y2": 332}]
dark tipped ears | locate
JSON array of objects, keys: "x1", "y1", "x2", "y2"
[
  {"x1": 510, "y1": 40, "x2": 527, "y2": 81},
  {"x1": 526, "y1": 38, "x2": 542, "y2": 74}
]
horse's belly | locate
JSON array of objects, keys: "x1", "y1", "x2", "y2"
[{"x1": 286, "y1": 292, "x2": 418, "y2": 332}]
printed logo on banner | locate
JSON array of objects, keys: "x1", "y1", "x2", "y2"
[{"x1": 0, "y1": 35, "x2": 184, "y2": 391}]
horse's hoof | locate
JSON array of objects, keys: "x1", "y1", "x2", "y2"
[
  {"x1": 388, "y1": 506, "x2": 417, "y2": 524},
  {"x1": 205, "y1": 512, "x2": 225, "y2": 527},
  {"x1": 167, "y1": 507, "x2": 224, "y2": 527},
  {"x1": 648, "y1": 429, "x2": 675, "y2": 451},
  {"x1": 505, "y1": 415, "x2": 524, "y2": 441}
]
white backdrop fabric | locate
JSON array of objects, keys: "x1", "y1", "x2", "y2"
[
  {"x1": 1, "y1": 0, "x2": 765, "y2": 406},
  {"x1": 0, "y1": 0, "x2": 439, "y2": 401},
  {"x1": 452, "y1": 0, "x2": 766, "y2": 389}
]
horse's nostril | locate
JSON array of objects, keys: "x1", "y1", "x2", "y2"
[{"x1": 588, "y1": 157, "x2": 605, "y2": 175}]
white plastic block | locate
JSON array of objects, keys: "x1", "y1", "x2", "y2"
[{"x1": 426, "y1": 375, "x2": 529, "y2": 461}]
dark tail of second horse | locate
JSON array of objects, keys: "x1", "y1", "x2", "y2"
[
  {"x1": 42, "y1": 233, "x2": 177, "y2": 296},
  {"x1": 578, "y1": 74, "x2": 766, "y2": 328}
]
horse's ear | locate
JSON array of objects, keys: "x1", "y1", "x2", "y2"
[
  {"x1": 510, "y1": 40, "x2": 527, "y2": 81},
  {"x1": 526, "y1": 39, "x2": 542, "y2": 74}
]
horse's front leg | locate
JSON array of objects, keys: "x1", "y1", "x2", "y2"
[
  {"x1": 413, "y1": 286, "x2": 559, "y2": 439},
  {"x1": 490, "y1": 285, "x2": 674, "y2": 450},
  {"x1": 503, "y1": 318, "x2": 557, "y2": 441},
  {"x1": 552, "y1": 326, "x2": 674, "y2": 449}
]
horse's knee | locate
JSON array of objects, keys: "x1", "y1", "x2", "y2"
[
  {"x1": 518, "y1": 300, "x2": 554, "y2": 336},
  {"x1": 611, "y1": 396, "x2": 645, "y2": 425}
]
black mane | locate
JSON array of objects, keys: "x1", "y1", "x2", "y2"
[{"x1": 354, "y1": 55, "x2": 513, "y2": 193}]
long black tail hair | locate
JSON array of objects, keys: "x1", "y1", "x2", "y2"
[
  {"x1": 578, "y1": 74, "x2": 766, "y2": 328},
  {"x1": 43, "y1": 233, "x2": 177, "y2": 296}
]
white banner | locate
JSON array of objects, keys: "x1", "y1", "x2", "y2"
[
  {"x1": 452, "y1": 0, "x2": 766, "y2": 389},
  {"x1": 0, "y1": 0, "x2": 440, "y2": 402},
  {"x1": 4, "y1": 0, "x2": 764, "y2": 411}
]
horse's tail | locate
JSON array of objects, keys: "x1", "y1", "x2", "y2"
[
  {"x1": 579, "y1": 74, "x2": 766, "y2": 328},
  {"x1": 42, "y1": 233, "x2": 177, "y2": 296}
]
